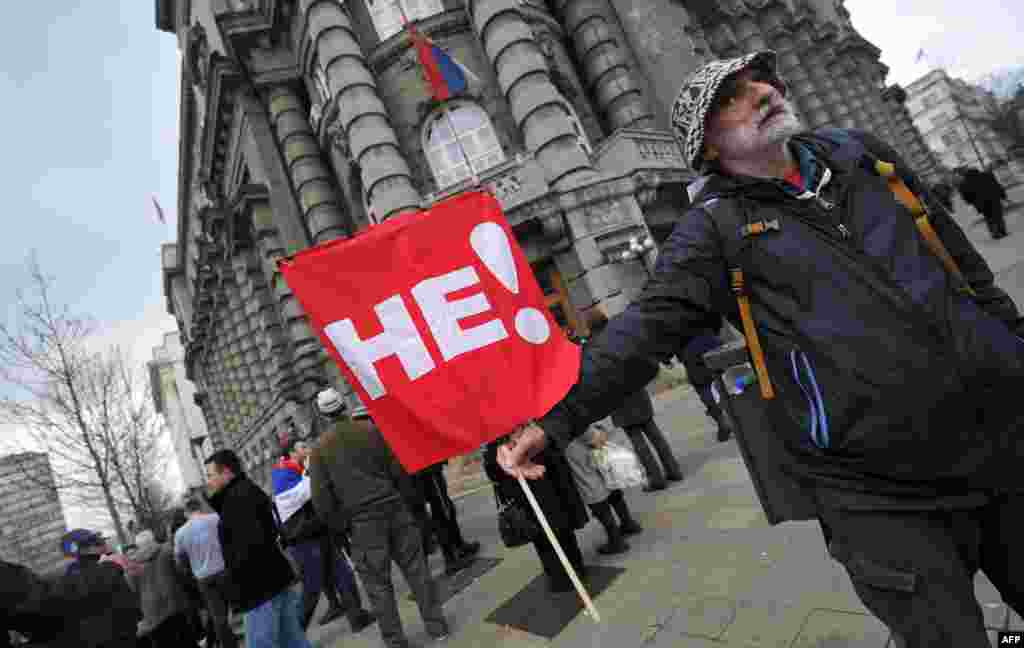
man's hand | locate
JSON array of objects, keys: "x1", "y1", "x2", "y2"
[{"x1": 497, "y1": 422, "x2": 548, "y2": 479}]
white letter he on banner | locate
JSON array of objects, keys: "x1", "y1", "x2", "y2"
[
  {"x1": 411, "y1": 266, "x2": 509, "y2": 362},
  {"x1": 323, "y1": 294, "x2": 436, "y2": 400}
]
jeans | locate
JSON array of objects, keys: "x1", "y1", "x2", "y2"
[{"x1": 243, "y1": 587, "x2": 311, "y2": 648}]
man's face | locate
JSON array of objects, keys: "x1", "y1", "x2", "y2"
[
  {"x1": 291, "y1": 442, "x2": 311, "y2": 464},
  {"x1": 206, "y1": 462, "x2": 231, "y2": 495},
  {"x1": 703, "y1": 67, "x2": 803, "y2": 164}
]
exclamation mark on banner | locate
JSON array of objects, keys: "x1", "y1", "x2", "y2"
[{"x1": 470, "y1": 222, "x2": 551, "y2": 345}]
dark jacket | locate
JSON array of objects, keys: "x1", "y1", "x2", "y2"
[
  {"x1": 309, "y1": 417, "x2": 421, "y2": 536},
  {"x1": 46, "y1": 556, "x2": 142, "y2": 648},
  {"x1": 207, "y1": 475, "x2": 296, "y2": 612},
  {"x1": 2, "y1": 560, "x2": 65, "y2": 647},
  {"x1": 483, "y1": 439, "x2": 588, "y2": 532},
  {"x1": 959, "y1": 168, "x2": 1007, "y2": 208},
  {"x1": 126, "y1": 543, "x2": 193, "y2": 635},
  {"x1": 539, "y1": 128, "x2": 1024, "y2": 512}
]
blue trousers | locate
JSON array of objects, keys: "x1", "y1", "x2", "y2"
[{"x1": 243, "y1": 587, "x2": 310, "y2": 648}]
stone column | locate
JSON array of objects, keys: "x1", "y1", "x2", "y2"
[
  {"x1": 300, "y1": 0, "x2": 420, "y2": 222},
  {"x1": 883, "y1": 85, "x2": 943, "y2": 182},
  {"x1": 851, "y1": 55, "x2": 895, "y2": 144},
  {"x1": 757, "y1": 4, "x2": 813, "y2": 125},
  {"x1": 791, "y1": 23, "x2": 842, "y2": 129},
  {"x1": 264, "y1": 86, "x2": 348, "y2": 244},
  {"x1": 551, "y1": 0, "x2": 655, "y2": 131},
  {"x1": 469, "y1": 0, "x2": 597, "y2": 190}
]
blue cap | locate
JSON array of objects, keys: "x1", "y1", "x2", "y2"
[{"x1": 62, "y1": 529, "x2": 106, "y2": 555}]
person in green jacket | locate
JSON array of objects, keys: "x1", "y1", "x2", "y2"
[{"x1": 308, "y1": 388, "x2": 449, "y2": 648}]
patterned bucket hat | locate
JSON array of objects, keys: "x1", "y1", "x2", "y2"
[{"x1": 670, "y1": 51, "x2": 787, "y2": 171}]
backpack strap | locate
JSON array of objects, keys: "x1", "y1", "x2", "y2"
[
  {"x1": 695, "y1": 195, "x2": 776, "y2": 400},
  {"x1": 815, "y1": 128, "x2": 977, "y2": 298},
  {"x1": 873, "y1": 160, "x2": 977, "y2": 298}
]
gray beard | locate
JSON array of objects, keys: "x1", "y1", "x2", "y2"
[{"x1": 760, "y1": 109, "x2": 804, "y2": 144}]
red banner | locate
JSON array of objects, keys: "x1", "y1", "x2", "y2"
[{"x1": 278, "y1": 191, "x2": 581, "y2": 472}]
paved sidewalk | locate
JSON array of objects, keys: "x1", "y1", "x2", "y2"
[{"x1": 309, "y1": 385, "x2": 1020, "y2": 648}]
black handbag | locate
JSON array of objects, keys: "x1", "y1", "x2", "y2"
[{"x1": 494, "y1": 487, "x2": 540, "y2": 548}]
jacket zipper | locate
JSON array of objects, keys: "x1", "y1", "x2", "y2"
[{"x1": 784, "y1": 205, "x2": 951, "y2": 349}]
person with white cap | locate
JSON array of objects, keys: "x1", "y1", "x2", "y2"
[
  {"x1": 496, "y1": 51, "x2": 1024, "y2": 645},
  {"x1": 308, "y1": 388, "x2": 449, "y2": 648}
]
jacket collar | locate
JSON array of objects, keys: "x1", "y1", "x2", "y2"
[
  {"x1": 690, "y1": 131, "x2": 853, "y2": 206},
  {"x1": 207, "y1": 474, "x2": 245, "y2": 513}
]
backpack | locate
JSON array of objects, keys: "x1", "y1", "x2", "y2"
[{"x1": 719, "y1": 128, "x2": 975, "y2": 402}]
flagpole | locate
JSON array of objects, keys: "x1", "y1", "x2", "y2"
[
  {"x1": 401, "y1": 3, "x2": 479, "y2": 189},
  {"x1": 517, "y1": 474, "x2": 601, "y2": 622}
]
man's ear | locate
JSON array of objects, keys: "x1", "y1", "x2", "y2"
[{"x1": 704, "y1": 145, "x2": 719, "y2": 161}]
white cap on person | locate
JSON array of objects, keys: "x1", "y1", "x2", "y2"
[{"x1": 316, "y1": 387, "x2": 345, "y2": 415}]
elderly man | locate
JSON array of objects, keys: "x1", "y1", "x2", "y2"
[{"x1": 497, "y1": 51, "x2": 1024, "y2": 646}]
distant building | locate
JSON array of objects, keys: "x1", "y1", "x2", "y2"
[
  {"x1": 156, "y1": 0, "x2": 941, "y2": 488},
  {"x1": 150, "y1": 332, "x2": 214, "y2": 496},
  {"x1": 0, "y1": 453, "x2": 68, "y2": 574},
  {"x1": 906, "y1": 68, "x2": 1022, "y2": 188}
]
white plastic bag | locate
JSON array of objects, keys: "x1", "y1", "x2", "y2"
[{"x1": 592, "y1": 441, "x2": 648, "y2": 491}]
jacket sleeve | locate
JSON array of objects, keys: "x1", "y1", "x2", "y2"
[
  {"x1": 537, "y1": 205, "x2": 729, "y2": 450},
  {"x1": 852, "y1": 130, "x2": 1022, "y2": 334},
  {"x1": 309, "y1": 453, "x2": 348, "y2": 536}
]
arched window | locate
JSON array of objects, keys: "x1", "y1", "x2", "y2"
[
  {"x1": 423, "y1": 102, "x2": 506, "y2": 190},
  {"x1": 367, "y1": 0, "x2": 444, "y2": 41}
]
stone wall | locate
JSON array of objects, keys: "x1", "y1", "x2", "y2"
[{"x1": 0, "y1": 453, "x2": 68, "y2": 574}]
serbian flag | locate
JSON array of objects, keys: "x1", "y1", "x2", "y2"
[
  {"x1": 277, "y1": 191, "x2": 581, "y2": 472},
  {"x1": 408, "y1": 23, "x2": 469, "y2": 101}
]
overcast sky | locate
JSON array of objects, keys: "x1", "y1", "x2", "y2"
[
  {"x1": 845, "y1": 0, "x2": 1024, "y2": 86},
  {"x1": 1, "y1": 0, "x2": 1021, "y2": 534}
]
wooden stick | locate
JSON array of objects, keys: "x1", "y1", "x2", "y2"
[{"x1": 516, "y1": 475, "x2": 601, "y2": 622}]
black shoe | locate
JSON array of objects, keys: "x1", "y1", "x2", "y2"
[
  {"x1": 319, "y1": 604, "x2": 347, "y2": 626},
  {"x1": 665, "y1": 472, "x2": 684, "y2": 482},
  {"x1": 619, "y1": 519, "x2": 643, "y2": 536},
  {"x1": 643, "y1": 482, "x2": 667, "y2": 492},
  {"x1": 444, "y1": 552, "x2": 475, "y2": 576},
  {"x1": 349, "y1": 610, "x2": 376, "y2": 633},
  {"x1": 597, "y1": 538, "x2": 630, "y2": 555},
  {"x1": 457, "y1": 541, "x2": 480, "y2": 559}
]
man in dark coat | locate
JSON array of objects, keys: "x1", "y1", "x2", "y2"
[
  {"x1": 958, "y1": 166, "x2": 1009, "y2": 239},
  {"x1": 308, "y1": 388, "x2": 449, "y2": 648},
  {"x1": 498, "y1": 51, "x2": 1024, "y2": 646},
  {"x1": 204, "y1": 450, "x2": 310, "y2": 648}
]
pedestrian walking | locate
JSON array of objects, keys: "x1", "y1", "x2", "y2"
[
  {"x1": 957, "y1": 166, "x2": 1010, "y2": 239},
  {"x1": 412, "y1": 461, "x2": 480, "y2": 576},
  {"x1": 174, "y1": 498, "x2": 239, "y2": 648},
  {"x1": 483, "y1": 437, "x2": 589, "y2": 593},
  {"x1": 203, "y1": 449, "x2": 311, "y2": 648},
  {"x1": 126, "y1": 530, "x2": 201, "y2": 648},
  {"x1": 497, "y1": 50, "x2": 1024, "y2": 646},
  {"x1": 271, "y1": 437, "x2": 374, "y2": 632},
  {"x1": 308, "y1": 388, "x2": 450, "y2": 648},
  {"x1": 563, "y1": 422, "x2": 643, "y2": 556}
]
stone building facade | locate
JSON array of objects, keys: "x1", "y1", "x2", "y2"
[
  {"x1": 156, "y1": 0, "x2": 940, "y2": 484},
  {"x1": 150, "y1": 331, "x2": 213, "y2": 496},
  {"x1": 906, "y1": 68, "x2": 1024, "y2": 190},
  {"x1": 0, "y1": 453, "x2": 68, "y2": 574}
]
